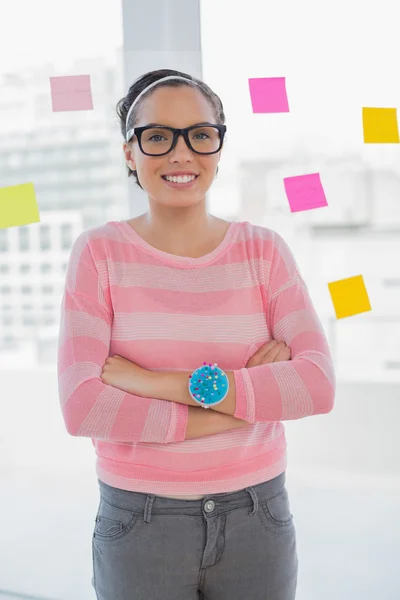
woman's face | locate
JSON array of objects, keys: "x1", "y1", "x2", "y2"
[{"x1": 123, "y1": 85, "x2": 223, "y2": 208}]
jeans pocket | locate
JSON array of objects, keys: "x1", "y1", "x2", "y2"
[
  {"x1": 93, "y1": 498, "x2": 140, "y2": 545},
  {"x1": 258, "y1": 487, "x2": 294, "y2": 533}
]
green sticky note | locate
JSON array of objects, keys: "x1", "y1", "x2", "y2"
[{"x1": 0, "y1": 183, "x2": 40, "y2": 229}]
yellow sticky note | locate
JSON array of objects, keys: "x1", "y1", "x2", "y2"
[
  {"x1": 328, "y1": 275, "x2": 371, "y2": 319},
  {"x1": 0, "y1": 183, "x2": 40, "y2": 229},
  {"x1": 362, "y1": 107, "x2": 400, "y2": 143}
]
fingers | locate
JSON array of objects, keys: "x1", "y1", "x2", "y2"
[
  {"x1": 246, "y1": 339, "x2": 291, "y2": 368},
  {"x1": 274, "y1": 346, "x2": 291, "y2": 362},
  {"x1": 263, "y1": 341, "x2": 286, "y2": 362},
  {"x1": 254, "y1": 340, "x2": 278, "y2": 357},
  {"x1": 246, "y1": 341, "x2": 277, "y2": 367}
]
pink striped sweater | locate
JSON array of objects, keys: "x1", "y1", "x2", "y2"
[{"x1": 57, "y1": 219, "x2": 335, "y2": 499}]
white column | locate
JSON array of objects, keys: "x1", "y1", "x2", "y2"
[{"x1": 121, "y1": 0, "x2": 203, "y2": 217}]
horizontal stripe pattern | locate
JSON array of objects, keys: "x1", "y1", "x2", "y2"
[{"x1": 57, "y1": 219, "x2": 335, "y2": 496}]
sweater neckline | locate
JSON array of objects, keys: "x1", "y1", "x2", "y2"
[{"x1": 113, "y1": 219, "x2": 242, "y2": 267}]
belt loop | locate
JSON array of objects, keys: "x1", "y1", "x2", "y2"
[
  {"x1": 245, "y1": 487, "x2": 259, "y2": 516},
  {"x1": 143, "y1": 494, "x2": 155, "y2": 524}
]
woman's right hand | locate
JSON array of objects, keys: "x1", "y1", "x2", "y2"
[{"x1": 245, "y1": 340, "x2": 291, "y2": 368}]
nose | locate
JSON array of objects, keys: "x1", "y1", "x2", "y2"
[{"x1": 169, "y1": 133, "x2": 194, "y2": 161}]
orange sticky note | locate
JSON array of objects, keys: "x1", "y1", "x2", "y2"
[
  {"x1": 328, "y1": 275, "x2": 371, "y2": 319},
  {"x1": 0, "y1": 183, "x2": 40, "y2": 229},
  {"x1": 362, "y1": 107, "x2": 399, "y2": 143}
]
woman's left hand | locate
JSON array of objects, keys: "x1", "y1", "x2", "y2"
[{"x1": 101, "y1": 355, "x2": 157, "y2": 397}]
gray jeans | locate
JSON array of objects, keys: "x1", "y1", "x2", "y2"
[{"x1": 91, "y1": 471, "x2": 298, "y2": 599}]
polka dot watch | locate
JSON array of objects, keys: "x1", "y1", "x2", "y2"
[{"x1": 188, "y1": 362, "x2": 229, "y2": 409}]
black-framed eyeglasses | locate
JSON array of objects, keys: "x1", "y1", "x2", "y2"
[{"x1": 126, "y1": 123, "x2": 227, "y2": 156}]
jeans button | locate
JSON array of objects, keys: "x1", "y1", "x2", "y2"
[{"x1": 204, "y1": 500, "x2": 215, "y2": 513}]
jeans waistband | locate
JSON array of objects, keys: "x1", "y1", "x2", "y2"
[{"x1": 97, "y1": 471, "x2": 286, "y2": 525}]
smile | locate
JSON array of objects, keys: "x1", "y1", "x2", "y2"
[{"x1": 161, "y1": 175, "x2": 199, "y2": 188}]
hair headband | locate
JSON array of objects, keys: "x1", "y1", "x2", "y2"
[{"x1": 125, "y1": 75, "x2": 200, "y2": 142}]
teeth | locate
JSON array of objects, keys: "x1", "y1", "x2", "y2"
[{"x1": 165, "y1": 175, "x2": 196, "y2": 183}]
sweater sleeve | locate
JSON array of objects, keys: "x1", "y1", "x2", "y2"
[
  {"x1": 233, "y1": 230, "x2": 336, "y2": 423},
  {"x1": 57, "y1": 231, "x2": 188, "y2": 444}
]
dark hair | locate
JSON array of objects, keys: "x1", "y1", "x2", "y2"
[{"x1": 115, "y1": 68, "x2": 225, "y2": 190}]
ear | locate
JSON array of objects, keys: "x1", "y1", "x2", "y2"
[{"x1": 123, "y1": 142, "x2": 136, "y2": 170}]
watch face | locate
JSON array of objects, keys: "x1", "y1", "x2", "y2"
[{"x1": 188, "y1": 364, "x2": 229, "y2": 408}]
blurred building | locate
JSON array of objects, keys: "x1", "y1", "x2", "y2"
[
  {"x1": 0, "y1": 211, "x2": 80, "y2": 359},
  {"x1": 238, "y1": 155, "x2": 400, "y2": 382},
  {"x1": 0, "y1": 57, "x2": 128, "y2": 362}
]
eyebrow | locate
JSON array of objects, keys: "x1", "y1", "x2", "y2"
[{"x1": 143, "y1": 121, "x2": 215, "y2": 128}]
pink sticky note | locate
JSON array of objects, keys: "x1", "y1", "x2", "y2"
[
  {"x1": 248, "y1": 77, "x2": 289, "y2": 113},
  {"x1": 284, "y1": 173, "x2": 328, "y2": 213},
  {"x1": 50, "y1": 75, "x2": 93, "y2": 112}
]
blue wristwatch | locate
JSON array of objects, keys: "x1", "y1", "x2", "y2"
[{"x1": 188, "y1": 362, "x2": 229, "y2": 409}]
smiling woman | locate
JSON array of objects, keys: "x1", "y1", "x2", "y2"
[{"x1": 58, "y1": 66, "x2": 315, "y2": 600}]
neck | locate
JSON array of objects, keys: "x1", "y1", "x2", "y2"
[{"x1": 141, "y1": 205, "x2": 218, "y2": 253}]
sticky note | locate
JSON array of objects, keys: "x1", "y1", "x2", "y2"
[
  {"x1": 283, "y1": 173, "x2": 328, "y2": 213},
  {"x1": 50, "y1": 74, "x2": 93, "y2": 112},
  {"x1": 362, "y1": 107, "x2": 399, "y2": 143},
  {"x1": 328, "y1": 275, "x2": 371, "y2": 319},
  {"x1": 248, "y1": 77, "x2": 289, "y2": 113},
  {"x1": 0, "y1": 183, "x2": 40, "y2": 229}
]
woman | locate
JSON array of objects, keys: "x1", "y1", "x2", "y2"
[{"x1": 57, "y1": 68, "x2": 336, "y2": 600}]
